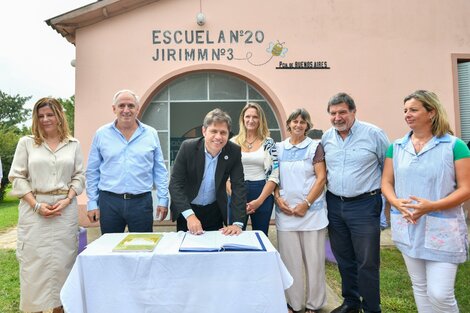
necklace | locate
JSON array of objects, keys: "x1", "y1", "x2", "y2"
[
  {"x1": 411, "y1": 135, "x2": 433, "y2": 153},
  {"x1": 245, "y1": 138, "x2": 257, "y2": 150},
  {"x1": 45, "y1": 137, "x2": 60, "y2": 145}
]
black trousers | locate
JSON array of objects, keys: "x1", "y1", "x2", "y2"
[{"x1": 176, "y1": 202, "x2": 224, "y2": 231}]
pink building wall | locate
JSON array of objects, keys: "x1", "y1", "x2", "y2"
[{"x1": 67, "y1": 0, "x2": 470, "y2": 222}]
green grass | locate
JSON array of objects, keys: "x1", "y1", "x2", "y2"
[
  {"x1": 0, "y1": 195, "x2": 468, "y2": 313},
  {"x1": 0, "y1": 191, "x2": 19, "y2": 232},
  {"x1": 0, "y1": 250, "x2": 20, "y2": 313},
  {"x1": 0, "y1": 189, "x2": 20, "y2": 313},
  {"x1": 326, "y1": 247, "x2": 470, "y2": 312}
]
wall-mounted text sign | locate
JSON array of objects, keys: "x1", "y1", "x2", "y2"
[
  {"x1": 151, "y1": 29, "x2": 330, "y2": 69},
  {"x1": 152, "y1": 30, "x2": 264, "y2": 62}
]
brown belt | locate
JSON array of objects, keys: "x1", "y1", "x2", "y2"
[{"x1": 34, "y1": 190, "x2": 69, "y2": 196}]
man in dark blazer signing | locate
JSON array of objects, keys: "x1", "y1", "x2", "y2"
[{"x1": 170, "y1": 108, "x2": 246, "y2": 235}]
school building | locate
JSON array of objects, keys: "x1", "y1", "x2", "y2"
[{"x1": 47, "y1": 0, "x2": 470, "y2": 224}]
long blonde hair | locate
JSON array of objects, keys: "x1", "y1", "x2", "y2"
[
  {"x1": 31, "y1": 97, "x2": 71, "y2": 145},
  {"x1": 233, "y1": 102, "x2": 270, "y2": 147},
  {"x1": 404, "y1": 90, "x2": 453, "y2": 137}
]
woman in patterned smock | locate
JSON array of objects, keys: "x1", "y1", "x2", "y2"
[
  {"x1": 382, "y1": 90, "x2": 470, "y2": 313},
  {"x1": 229, "y1": 102, "x2": 279, "y2": 235},
  {"x1": 275, "y1": 108, "x2": 328, "y2": 313},
  {"x1": 9, "y1": 97, "x2": 85, "y2": 313}
]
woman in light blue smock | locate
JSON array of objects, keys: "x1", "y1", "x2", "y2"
[
  {"x1": 275, "y1": 109, "x2": 328, "y2": 313},
  {"x1": 382, "y1": 90, "x2": 470, "y2": 313}
]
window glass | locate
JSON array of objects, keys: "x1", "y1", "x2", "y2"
[
  {"x1": 144, "y1": 71, "x2": 281, "y2": 165},
  {"x1": 257, "y1": 101, "x2": 279, "y2": 129},
  {"x1": 248, "y1": 86, "x2": 264, "y2": 100},
  {"x1": 141, "y1": 102, "x2": 168, "y2": 130},
  {"x1": 308, "y1": 129, "x2": 324, "y2": 140},
  {"x1": 157, "y1": 131, "x2": 168, "y2": 161},
  {"x1": 458, "y1": 61, "x2": 470, "y2": 143},
  {"x1": 170, "y1": 73, "x2": 207, "y2": 100},
  {"x1": 170, "y1": 101, "x2": 243, "y2": 138},
  {"x1": 154, "y1": 87, "x2": 168, "y2": 101},
  {"x1": 269, "y1": 130, "x2": 282, "y2": 143},
  {"x1": 209, "y1": 73, "x2": 246, "y2": 100}
]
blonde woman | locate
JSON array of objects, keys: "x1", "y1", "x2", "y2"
[
  {"x1": 9, "y1": 97, "x2": 85, "y2": 313},
  {"x1": 382, "y1": 90, "x2": 470, "y2": 312},
  {"x1": 229, "y1": 102, "x2": 279, "y2": 235}
]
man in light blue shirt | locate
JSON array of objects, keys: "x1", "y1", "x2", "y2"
[
  {"x1": 86, "y1": 90, "x2": 169, "y2": 234},
  {"x1": 322, "y1": 93, "x2": 389, "y2": 313}
]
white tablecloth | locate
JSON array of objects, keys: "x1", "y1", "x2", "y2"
[{"x1": 60, "y1": 231, "x2": 293, "y2": 313}]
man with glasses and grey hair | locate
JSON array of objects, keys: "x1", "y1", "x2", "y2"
[
  {"x1": 322, "y1": 92, "x2": 389, "y2": 313},
  {"x1": 170, "y1": 108, "x2": 246, "y2": 235},
  {"x1": 86, "y1": 89, "x2": 169, "y2": 234}
]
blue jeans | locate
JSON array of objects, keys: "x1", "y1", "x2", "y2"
[
  {"x1": 326, "y1": 191, "x2": 382, "y2": 313},
  {"x1": 98, "y1": 191, "x2": 153, "y2": 234},
  {"x1": 243, "y1": 180, "x2": 274, "y2": 236}
]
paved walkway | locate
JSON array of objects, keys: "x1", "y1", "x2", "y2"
[
  {"x1": 0, "y1": 224, "x2": 394, "y2": 250},
  {"x1": 0, "y1": 227, "x2": 17, "y2": 249}
]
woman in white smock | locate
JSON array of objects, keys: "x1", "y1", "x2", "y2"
[
  {"x1": 9, "y1": 97, "x2": 85, "y2": 313},
  {"x1": 275, "y1": 108, "x2": 328, "y2": 313}
]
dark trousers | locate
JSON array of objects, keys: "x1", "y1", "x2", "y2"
[
  {"x1": 98, "y1": 191, "x2": 153, "y2": 234},
  {"x1": 326, "y1": 191, "x2": 382, "y2": 313},
  {"x1": 243, "y1": 180, "x2": 274, "y2": 236},
  {"x1": 176, "y1": 202, "x2": 224, "y2": 232}
]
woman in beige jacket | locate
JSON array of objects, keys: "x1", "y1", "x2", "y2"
[{"x1": 9, "y1": 97, "x2": 85, "y2": 313}]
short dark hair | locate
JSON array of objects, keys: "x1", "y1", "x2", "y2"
[
  {"x1": 286, "y1": 108, "x2": 313, "y2": 135},
  {"x1": 327, "y1": 92, "x2": 356, "y2": 113},
  {"x1": 203, "y1": 108, "x2": 232, "y2": 131}
]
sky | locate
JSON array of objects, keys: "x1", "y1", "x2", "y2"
[{"x1": 0, "y1": 1, "x2": 95, "y2": 110}]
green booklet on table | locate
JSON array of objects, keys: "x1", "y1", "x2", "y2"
[{"x1": 113, "y1": 233, "x2": 163, "y2": 252}]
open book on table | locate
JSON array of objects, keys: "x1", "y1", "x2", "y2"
[
  {"x1": 179, "y1": 230, "x2": 266, "y2": 252},
  {"x1": 113, "y1": 233, "x2": 163, "y2": 252}
]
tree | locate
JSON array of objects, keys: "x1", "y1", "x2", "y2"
[
  {"x1": 58, "y1": 95, "x2": 75, "y2": 135},
  {"x1": 0, "y1": 90, "x2": 31, "y2": 201},
  {"x1": 0, "y1": 130, "x2": 22, "y2": 200},
  {"x1": 0, "y1": 90, "x2": 31, "y2": 129}
]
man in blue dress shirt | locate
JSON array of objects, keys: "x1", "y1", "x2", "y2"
[
  {"x1": 322, "y1": 93, "x2": 389, "y2": 313},
  {"x1": 169, "y1": 108, "x2": 246, "y2": 235},
  {"x1": 86, "y1": 90, "x2": 169, "y2": 234}
]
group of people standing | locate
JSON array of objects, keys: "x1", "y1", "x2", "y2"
[{"x1": 7, "y1": 89, "x2": 469, "y2": 313}]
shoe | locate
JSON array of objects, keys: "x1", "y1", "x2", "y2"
[
  {"x1": 330, "y1": 303, "x2": 362, "y2": 313},
  {"x1": 287, "y1": 303, "x2": 301, "y2": 313},
  {"x1": 305, "y1": 309, "x2": 320, "y2": 313}
]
